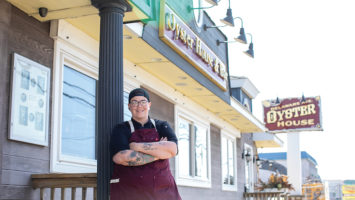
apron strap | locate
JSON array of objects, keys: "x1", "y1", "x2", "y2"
[
  {"x1": 128, "y1": 120, "x2": 135, "y2": 133},
  {"x1": 150, "y1": 118, "x2": 157, "y2": 131},
  {"x1": 128, "y1": 118, "x2": 157, "y2": 133}
]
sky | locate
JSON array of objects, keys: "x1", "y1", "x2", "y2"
[{"x1": 206, "y1": 0, "x2": 355, "y2": 180}]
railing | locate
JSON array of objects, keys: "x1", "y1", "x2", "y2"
[
  {"x1": 244, "y1": 191, "x2": 288, "y2": 200},
  {"x1": 244, "y1": 192, "x2": 305, "y2": 200},
  {"x1": 31, "y1": 173, "x2": 97, "y2": 200},
  {"x1": 288, "y1": 195, "x2": 305, "y2": 200}
]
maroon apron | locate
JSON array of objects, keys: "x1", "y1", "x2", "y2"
[{"x1": 110, "y1": 120, "x2": 181, "y2": 200}]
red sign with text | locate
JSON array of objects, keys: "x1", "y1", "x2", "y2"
[
  {"x1": 262, "y1": 96, "x2": 322, "y2": 133},
  {"x1": 159, "y1": 3, "x2": 228, "y2": 91}
]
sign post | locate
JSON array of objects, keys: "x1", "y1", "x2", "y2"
[{"x1": 287, "y1": 132, "x2": 302, "y2": 194}]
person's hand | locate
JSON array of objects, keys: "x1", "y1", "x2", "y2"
[
  {"x1": 129, "y1": 142, "x2": 138, "y2": 151},
  {"x1": 160, "y1": 137, "x2": 167, "y2": 141}
]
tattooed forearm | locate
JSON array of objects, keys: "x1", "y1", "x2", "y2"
[
  {"x1": 142, "y1": 143, "x2": 158, "y2": 151},
  {"x1": 127, "y1": 151, "x2": 156, "y2": 166},
  {"x1": 113, "y1": 150, "x2": 157, "y2": 166},
  {"x1": 129, "y1": 141, "x2": 177, "y2": 160}
]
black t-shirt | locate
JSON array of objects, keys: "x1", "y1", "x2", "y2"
[{"x1": 110, "y1": 117, "x2": 178, "y2": 158}]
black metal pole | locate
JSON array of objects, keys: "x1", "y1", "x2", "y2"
[{"x1": 91, "y1": 0, "x2": 131, "y2": 199}]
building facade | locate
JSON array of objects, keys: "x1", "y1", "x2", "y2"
[
  {"x1": 258, "y1": 151, "x2": 321, "y2": 184},
  {"x1": 0, "y1": 0, "x2": 270, "y2": 199}
]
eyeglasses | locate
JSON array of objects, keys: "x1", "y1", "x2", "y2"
[{"x1": 130, "y1": 100, "x2": 148, "y2": 107}]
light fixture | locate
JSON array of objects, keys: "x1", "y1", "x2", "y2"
[
  {"x1": 188, "y1": 0, "x2": 219, "y2": 11},
  {"x1": 205, "y1": 0, "x2": 219, "y2": 6},
  {"x1": 244, "y1": 33, "x2": 254, "y2": 58},
  {"x1": 151, "y1": 58, "x2": 162, "y2": 62},
  {"x1": 220, "y1": 0, "x2": 234, "y2": 26},
  {"x1": 175, "y1": 82, "x2": 187, "y2": 86},
  {"x1": 123, "y1": 35, "x2": 132, "y2": 40},
  {"x1": 301, "y1": 93, "x2": 306, "y2": 103},
  {"x1": 215, "y1": 17, "x2": 247, "y2": 45},
  {"x1": 234, "y1": 17, "x2": 247, "y2": 44},
  {"x1": 242, "y1": 150, "x2": 252, "y2": 162}
]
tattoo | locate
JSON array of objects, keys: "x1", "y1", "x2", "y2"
[
  {"x1": 119, "y1": 150, "x2": 129, "y2": 155},
  {"x1": 127, "y1": 152, "x2": 155, "y2": 166},
  {"x1": 142, "y1": 143, "x2": 157, "y2": 151}
]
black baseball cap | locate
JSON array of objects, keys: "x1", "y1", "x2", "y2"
[{"x1": 128, "y1": 88, "x2": 150, "y2": 102}]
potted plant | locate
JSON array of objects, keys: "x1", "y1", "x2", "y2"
[{"x1": 256, "y1": 173, "x2": 295, "y2": 192}]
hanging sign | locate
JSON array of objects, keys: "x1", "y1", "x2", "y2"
[
  {"x1": 262, "y1": 96, "x2": 323, "y2": 133},
  {"x1": 159, "y1": 2, "x2": 228, "y2": 91}
]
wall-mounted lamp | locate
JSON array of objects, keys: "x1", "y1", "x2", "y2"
[
  {"x1": 215, "y1": 17, "x2": 247, "y2": 45},
  {"x1": 244, "y1": 33, "x2": 254, "y2": 58},
  {"x1": 220, "y1": 8, "x2": 234, "y2": 26},
  {"x1": 233, "y1": 17, "x2": 247, "y2": 44},
  {"x1": 188, "y1": 0, "x2": 219, "y2": 11},
  {"x1": 242, "y1": 150, "x2": 252, "y2": 162},
  {"x1": 205, "y1": 0, "x2": 220, "y2": 6},
  {"x1": 220, "y1": 0, "x2": 235, "y2": 26}
]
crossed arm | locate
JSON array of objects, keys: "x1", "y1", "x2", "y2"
[{"x1": 112, "y1": 137, "x2": 177, "y2": 166}]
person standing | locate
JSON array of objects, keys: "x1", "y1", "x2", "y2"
[{"x1": 110, "y1": 88, "x2": 181, "y2": 200}]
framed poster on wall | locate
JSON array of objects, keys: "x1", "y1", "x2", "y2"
[{"x1": 8, "y1": 53, "x2": 51, "y2": 146}]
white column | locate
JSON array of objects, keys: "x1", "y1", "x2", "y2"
[{"x1": 287, "y1": 132, "x2": 302, "y2": 195}]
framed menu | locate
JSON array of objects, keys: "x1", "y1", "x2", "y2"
[{"x1": 8, "y1": 53, "x2": 51, "y2": 146}]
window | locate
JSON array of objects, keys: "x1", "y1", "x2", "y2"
[
  {"x1": 51, "y1": 46, "x2": 98, "y2": 172},
  {"x1": 176, "y1": 113, "x2": 211, "y2": 187},
  {"x1": 50, "y1": 20, "x2": 136, "y2": 173},
  {"x1": 61, "y1": 66, "x2": 97, "y2": 160},
  {"x1": 221, "y1": 132, "x2": 237, "y2": 191},
  {"x1": 51, "y1": 55, "x2": 133, "y2": 172}
]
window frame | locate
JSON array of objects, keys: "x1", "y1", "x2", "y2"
[
  {"x1": 50, "y1": 20, "x2": 143, "y2": 173},
  {"x1": 221, "y1": 131, "x2": 238, "y2": 191},
  {"x1": 50, "y1": 43, "x2": 141, "y2": 173},
  {"x1": 175, "y1": 107, "x2": 211, "y2": 188},
  {"x1": 50, "y1": 39, "x2": 98, "y2": 173}
]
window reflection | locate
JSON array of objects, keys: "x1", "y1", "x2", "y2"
[
  {"x1": 178, "y1": 119, "x2": 190, "y2": 177},
  {"x1": 222, "y1": 135, "x2": 236, "y2": 186},
  {"x1": 177, "y1": 117, "x2": 209, "y2": 181},
  {"x1": 61, "y1": 66, "x2": 96, "y2": 160},
  {"x1": 228, "y1": 139, "x2": 235, "y2": 185},
  {"x1": 222, "y1": 137, "x2": 228, "y2": 184},
  {"x1": 195, "y1": 125, "x2": 207, "y2": 179}
]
